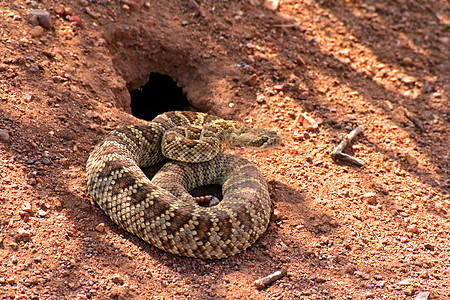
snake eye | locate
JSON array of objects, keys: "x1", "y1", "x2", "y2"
[{"x1": 260, "y1": 136, "x2": 269, "y2": 144}]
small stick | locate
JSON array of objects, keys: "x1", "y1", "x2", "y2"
[
  {"x1": 272, "y1": 23, "x2": 298, "y2": 28},
  {"x1": 401, "y1": 107, "x2": 423, "y2": 132},
  {"x1": 331, "y1": 126, "x2": 364, "y2": 167},
  {"x1": 254, "y1": 267, "x2": 287, "y2": 290}
]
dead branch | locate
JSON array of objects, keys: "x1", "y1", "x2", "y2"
[{"x1": 331, "y1": 126, "x2": 364, "y2": 167}]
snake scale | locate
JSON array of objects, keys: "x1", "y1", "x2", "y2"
[{"x1": 86, "y1": 111, "x2": 280, "y2": 259}]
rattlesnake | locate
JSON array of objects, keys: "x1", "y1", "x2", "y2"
[{"x1": 86, "y1": 111, "x2": 280, "y2": 259}]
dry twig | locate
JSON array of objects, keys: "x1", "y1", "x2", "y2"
[
  {"x1": 400, "y1": 107, "x2": 423, "y2": 132},
  {"x1": 331, "y1": 126, "x2": 364, "y2": 167},
  {"x1": 254, "y1": 267, "x2": 287, "y2": 290}
]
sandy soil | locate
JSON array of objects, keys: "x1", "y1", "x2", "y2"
[{"x1": 0, "y1": 0, "x2": 449, "y2": 299}]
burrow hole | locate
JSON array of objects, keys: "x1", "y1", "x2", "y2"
[{"x1": 130, "y1": 72, "x2": 190, "y2": 121}]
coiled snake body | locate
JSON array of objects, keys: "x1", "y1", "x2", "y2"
[{"x1": 86, "y1": 111, "x2": 280, "y2": 259}]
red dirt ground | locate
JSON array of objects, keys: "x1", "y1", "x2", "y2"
[{"x1": 0, "y1": 0, "x2": 449, "y2": 299}]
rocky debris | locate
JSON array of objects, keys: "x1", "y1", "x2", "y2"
[{"x1": 28, "y1": 9, "x2": 52, "y2": 29}]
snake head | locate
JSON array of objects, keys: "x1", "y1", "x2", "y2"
[{"x1": 236, "y1": 129, "x2": 281, "y2": 149}]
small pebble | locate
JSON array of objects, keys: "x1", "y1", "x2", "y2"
[
  {"x1": 64, "y1": 7, "x2": 74, "y2": 16},
  {"x1": 407, "y1": 224, "x2": 418, "y2": 233},
  {"x1": 54, "y1": 5, "x2": 65, "y2": 15},
  {"x1": 434, "y1": 202, "x2": 447, "y2": 214},
  {"x1": 403, "y1": 286, "x2": 415, "y2": 296},
  {"x1": 15, "y1": 228, "x2": 32, "y2": 242},
  {"x1": 208, "y1": 198, "x2": 220, "y2": 207},
  {"x1": 29, "y1": 64, "x2": 40, "y2": 72},
  {"x1": 424, "y1": 243, "x2": 435, "y2": 251},
  {"x1": 0, "y1": 129, "x2": 10, "y2": 143},
  {"x1": 121, "y1": 0, "x2": 144, "y2": 10},
  {"x1": 111, "y1": 274, "x2": 125, "y2": 285},
  {"x1": 28, "y1": 9, "x2": 52, "y2": 29},
  {"x1": 30, "y1": 26, "x2": 45, "y2": 37},
  {"x1": 69, "y1": 15, "x2": 82, "y2": 25},
  {"x1": 256, "y1": 94, "x2": 265, "y2": 103},
  {"x1": 373, "y1": 275, "x2": 383, "y2": 280},
  {"x1": 264, "y1": 0, "x2": 280, "y2": 10},
  {"x1": 21, "y1": 202, "x2": 32, "y2": 212},
  {"x1": 414, "y1": 291, "x2": 430, "y2": 300},
  {"x1": 29, "y1": 178, "x2": 37, "y2": 186},
  {"x1": 273, "y1": 84, "x2": 284, "y2": 91},
  {"x1": 86, "y1": 110, "x2": 100, "y2": 119},
  {"x1": 397, "y1": 279, "x2": 410, "y2": 286},
  {"x1": 271, "y1": 209, "x2": 281, "y2": 221},
  {"x1": 299, "y1": 90, "x2": 309, "y2": 99},
  {"x1": 8, "y1": 241, "x2": 19, "y2": 251},
  {"x1": 245, "y1": 74, "x2": 258, "y2": 86},
  {"x1": 41, "y1": 157, "x2": 51, "y2": 165},
  {"x1": 85, "y1": 7, "x2": 100, "y2": 19},
  {"x1": 402, "y1": 57, "x2": 412, "y2": 65},
  {"x1": 95, "y1": 223, "x2": 105, "y2": 233},
  {"x1": 405, "y1": 154, "x2": 418, "y2": 166},
  {"x1": 432, "y1": 92, "x2": 442, "y2": 98},
  {"x1": 314, "y1": 276, "x2": 326, "y2": 283},
  {"x1": 362, "y1": 192, "x2": 377, "y2": 204},
  {"x1": 24, "y1": 92, "x2": 34, "y2": 102},
  {"x1": 37, "y1": 209, "x2": 48, "y2": 217}
]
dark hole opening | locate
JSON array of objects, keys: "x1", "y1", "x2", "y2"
[
  {"x1": 130, "y1": 73, "x2": 190, "y2": 121},
  {"x1": 190, "y1": 184, "x2": 223, "y2": 207},
  {"x1": 143, "y1": 165, "x2": 223, "y2": 207}
]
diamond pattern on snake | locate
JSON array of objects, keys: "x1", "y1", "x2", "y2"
[{"x1": 86, "y1": 111, "x2": 281, "y2": 259}]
